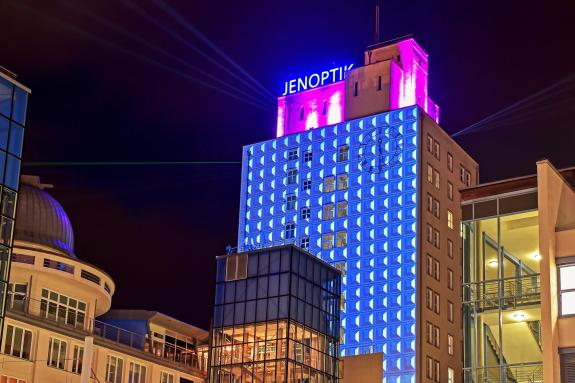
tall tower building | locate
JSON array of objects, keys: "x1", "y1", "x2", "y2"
[
  {"x1": 237, "y1": 38, "x2": 478, "y2": 382},
  {"x1": 0, "y1": 68, "x2": 30, "y2": 343}
]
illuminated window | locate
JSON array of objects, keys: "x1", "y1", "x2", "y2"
[
  {"x1": 302, "y1": 178, "x2": 311, "y2": 191},
  {"x1": 128, "y1": 362, "x2": 147, "y2": 383},
  {"x1": 324, "y1": 176, "x2": 335, "y2": 192},
  {"x1": 300, "y1": 236, "x2": 310, "y2": 250},
  {"x1": 72, "y1": 345, "x2": 83, "y2": 374},
  {"x1": 287, "y1": 168, "x2": 297, "y2": 184},
  {"x1": 427, "y1": 164, "x2": 433, "y2": 183},
  {"x1": 288, "y1": 148, "x2": 299, "y2": 161},
  {"x1": 559, "y1": 264, "x2": 575, "y2": 316},
  {"x1": 322, "y1": 233, "x2": 334, "y2": 249},
  {"x1": 448, "y1": 368, "x2": 455, "y2": 383},
  {"x1": 338, "y1": 145, "x2": 349, "y2": 162},
  {"x1": 161, "y1": 372, "x2": 175, "y2": 383},
  {"x1": 285, "y1": 223, "x2": 295, "y2": 239},
  {"x1": 105, "y1": 355, "x2": 124, "y2": 383},
  {"x1": 337, "y1": 201, "x2": 348, "y2": 218},
  {"x1": 323, "y1": 204, "x2": 334, "y2": 220},
  {"x1": 300, "y1": 207, "x2": 310, "y2": 220},
  {"x1": 434, "y1": 169, "x2": 440, "y2": 189},
  {"x1": 303, "y1": 150, "x2": 312, "y2": 162},
  {"x1": 225, "y1": 254, "x2": 248, "y2": 281},
  {"x1": 41, "y1": 288, "x2": 86, "y2": 328},
  {"x1": 337, "y1": 174, "x2": 348, "y2": 190},
  {"x1": 447, "y1": 210, "x2": 454, "y2": 229},
  {"x1": 447, "y1": 181, "x2": 453, "y2": 200},
  {"x1": 286, "y1": 194, "x2": 296, "y2": 210},
  {"x1": 48, "y1": 338, "x2": 67, "y2": 370},
  {"x1": 3, "y1": 325, "x2": 32, "y2": 360},
  {"x1": 448, "y1": 334, "x2": 454, "y2": 355},
  {"x1": 433, "y1": 141, "x2": 440, "y2": 160},
  {"x1": 335, "y1": 262, "x2": 346, "y2": 276},
  {"x1": 336, "y1": 231, "x2": 347, "y2": 247},
  {"x1": 448, "y1": 301, "x2": 454, "y2": 322},
  {"x1": 447, "y1": 269, "x2": 453, "y2": 290},
  {"x1": 447, "y1": 153, "x2": 453, "y2": 172},
  {"x1": 448, "y1": 239, "x2": 454, "y2": 259}
]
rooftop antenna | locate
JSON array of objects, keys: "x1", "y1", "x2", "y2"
[{"x1": 374, "y1": 0, "x2": 382, "y2": 44}]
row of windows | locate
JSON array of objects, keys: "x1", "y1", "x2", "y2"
[
  {"x1": 286, "y1": 171, "x2": 349, "y2": 193},
  {"x1": 285, "y1": 231, "x2": 348, "y2": 251},
  {"x1": 287, "y1": 146, "x2": 349, "y2": 162},
  {"x1": 1, "y1": 376, "x2": 26, "y2": 383},
  {"x1": 426, "y1": 224, "x2": 440, "y2": 249},
  {"x1": 426, "y1": 134, "x2": 441, "y2": 161},
  {"x1": 426, "y1": 163, "x2": 440, "y2": 190},
  {"x1": 460, "y1": 166, "x2": 472, "y2": 187},
  {"x1": 425, "y1": 322, "x2": 454, "y2": 356},
  {"x1": 427, "y1": 134, "x2": 467, "y2": 190},
  {"x1": 425, "y1": 289, "x2": 455, "y2": 323},
  {"x1": 285, "y1": 197, "x2": 348, "y2": 220},
  {"x1": 426, "y1": 357, "x2": 455, "y2": 383}
]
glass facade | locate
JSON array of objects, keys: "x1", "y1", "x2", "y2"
[
  {"x1": 210, "y1": 246, "x2": 341, "y2": 383},
  {"x1": 462, "y1": 192, "x2": 543, "y2": 382},
  {"x1": 0, "y1": 74, "x2": 29, "y2": 344},
  {"x1": 237, "y1": 106, "x2": 419, "y2": 381}
]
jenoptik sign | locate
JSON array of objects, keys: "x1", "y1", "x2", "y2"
[{"x1": 281, "y1": 64, "x2": 354, "y2": 96}]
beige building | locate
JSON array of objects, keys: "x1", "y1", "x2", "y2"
[
  {"x1": 0, "y1": 176, "x2": 208, "y2": 383},
  {"x1": 461, "y1": 160, "x2": 575, "y2": 382}
]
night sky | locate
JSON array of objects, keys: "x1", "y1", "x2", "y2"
[{"x1": 1, "y1": 0, "x2": 574, "y2": 330}]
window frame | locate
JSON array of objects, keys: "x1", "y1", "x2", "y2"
[
  {"x1": 300, "y1": 206, "x2": 310, "y2": 220},
  {"x1": 336, "y1": 230, "x2": 347, "y2": 248},
  {"x1": 302, "y1": 178, "x2": 312, "y2": 191},
  {"x1": 447, "y1": 334, "x2": 454, "y2": 355},
  {"x1": 337, "y1": 174, "x2": 348, "y2": 190},
  {"x1": 448, "y1": 300, "x2": 454, "y2": 323},
  {"x1": 447, "y1": 153, "x2": 453, "y2": 172},
  {"x1": 300, "y1": 236, "x2": 310, "y2": 250},
  {"x1": 337, "y1": 145, "x2": 349, "y2": 162},
  {"x1": 72, "y1": 344, "x2": 84, "y2": 374},
  {"x1": 105, "y1": 354, "x2": 124, "y2": 383},
  {"x1": 286, "y1": 194, "x2": 297, "y2": 211},
  {"x1": 128, "y1": 361, "x2": 147, "y2": 383},
  {"x1": 303, "y1": 150, "x2": 312, "y2": 163},
  {"x1": 287, "y1": 168, "x2": 298, "y2": 184},
  {"x1": 323, "y1": 203, "x2": 335, "y2": 220},
  {"x1": 447, "y1": 181, "x2": 454, "y2": 201},
  {"x1": 324, "y1": 176, "x2": 335, "y2": 193},
  {"x1": 3, "y1": 325, "x2": 32, "y2": 360},
  {"x1": 47, "y1": 337, "x2": 68, "y2": 370},
  {"x1": 337, "y1": 200, "x2": 348, "y2": 218},
  {"x1": 322, "y1": 233, "x2": 334, "y2": 250},
  {"x1": 447, "y1": 210, "x2": 454, "y2": 229},
  {"x1": 285, "y1": 222, "x2": 296, "y2": 239},
  {"x1": 447, "y1": 269, "x2": 454, "y2": 290},
  {"x1": 558, "y1": 263, "x2": 575, "y2": 317},
  {"x1": 287, "y1": 148, "x2": 299, "y2": 161}
]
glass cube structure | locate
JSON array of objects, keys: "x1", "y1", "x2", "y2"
[
  {"x1": 211, "y1": 245, "x2": 341, "y2": 383},
  {"x1": 238, "y1": 106, "x2": 420, "y2": 382}
]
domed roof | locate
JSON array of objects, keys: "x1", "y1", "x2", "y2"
[{"x1": 14, "y1": 176, "x2": 75, "y2": 257}]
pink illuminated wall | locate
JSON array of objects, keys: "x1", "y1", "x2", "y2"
[{"x1": 276, "y1": 81, "x2": 345, "y2": 137}]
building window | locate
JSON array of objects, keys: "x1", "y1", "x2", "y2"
[
  {"x1": 377, "y1": 75, "x2": 382, "y2": 91},
  {"x1": 336, "y1": 231, "x2": 347, "y2": 247},
  {"x1": 287, "y1": 168, "x2": 298, "y2": 184},
  {"x1": 3, "y1": 325, "x2": 32, "y2": 360},
  {"x1": 128, "y1": 362, "x2": 147, "y2": 383},
  {"x1": 427, "y1": 134, "x2": 433, "y2": 153},
  {"x1": 323, "y1": 204, "x2": 334, "y2": 220},
  {"x1": 426, "y1": 254, "x2": 433, "y2": 276},
  {"x1": 433, "y1": 141, "x2": 440, "y2": 160},
  {"x1": 354, "y1": 81, "x2": 358, "y2": 97},
  {"x1": 447, "y1": 181, "x2": 453, "y2": 201},
  {"x1": 286, "y1": 194, "x2": 297, "y2": 210},
  {"x1": 447, "y1": 153, "x2": 453, "y2": 172},
  {"x1": 337, "y1": 174, "x2": 348, "y2": 190},
  {"x1": 434, "y1": 326, "x2": 440, "y2": 348},
  {"x1": 302, "y1": 178, "x2": 312, "y2": 191},
  {"x1": 324, "y1": 176, "x2": 335, "y2": 192},
  {"x1": 322, "y1": 233, "x2": 334, "y2": 250},
  {"x1": 287, "y1": 148, "x2": 299, "y2": 161},
  {"x1": 338, "y1": 145, "x2": 349, "y2": 162},
  {"x1": 433, "y1": 229, "x2": 440, "y2": 249},
  {"x1": 448, "y1": 334, "x2": 454, "y2": 355},
  {"x1": 434, "y1": 360, "x2": 440, "y2": 382},
  {"x1": 303, "y1": 150, "x2": 312, "y2": 162},
  {"x1": 300, "y1": 207, "x2": 310, "y2": 220},
  {"x1": 299, "y1": 106, "x2": 304, "y2": 121},
  {"x1": 448, "y1": 269, "x2": 454, "y2": 290},
  {"x1": 47, "y1": 338, "x2": 67, "y2": 370},
  {"x1": 72, "y1": 345, "x2": 83, "y2": 374},
  {"x1": 434, "y1": 292, "x2": 440, "y2": 314},
  {"x1": 426, "y1": 322, "x2": 433, "y2": 345},
  {"x1": 448, "y1": 367, "x2": 455, "y2": 383},
  {"x1": 0, "y1": 376, "x2": 26, "y2": 383},
  {"x1": 426, "y1": 194, "x2": 433, "y2": 214},
  {"x1": 106, "y1": 355, "x2": 124, "y2": 383},
  {"x1": 460, "y1": 166, "x2": 465, "y2": 183},
  {"x1": 433, "y1": 199, "x2": 440, "y2": 219},
  {"x1": 285, "y1": 223, "x2": 295, "y2": 239},
  {"x1": 426, "y1": 357, "x2": 433, "y2": 379},
  {"x1": 559, "y1": 264, "x2": 575, "y2": 316},
  {"x1": 433, "y1": 259, "x2": 440, "y2": 281},
  {"x1": 465, "y1": 171, "x2": 471, "y2": 187},
  {"x1": 7, "y1": 282, "x2": 27, "y2": 311},
  {"x1": 41, "y1": 289, "x2": 87, "y2": 329},
  {"x1": 448, "y1": 239, "x2": 454, "y2": 259},
  {"x1": 447, "y1": 210, "x2": 454, "y2": 229},
  {"x1": 337, "y1": 201, "x2": 348, "y2": 218},
  {"x1": 427, "y1": 164, "x2": 433, "y2": 183},
  {"x1": 448, "y1": 301, "x2": 454, "y2": 323},
  {"x1": 225, "y1": 253, "x2": 248, "y2": 281},
  {"x1": 426, "y1": 224, "x2": 433, "y2": 243},
  {"x1": 426, "y1": 288, "x2": 433, "y2": 310},
  {"x1": 161, "y1": 372, "x2": 175, "y2": 383},
  {"x1": 434, "y1": 169, "x2": 440, "y2": 189},
  {"x1": 300, "y1": 236, "x2": 310, "y2": 250}
]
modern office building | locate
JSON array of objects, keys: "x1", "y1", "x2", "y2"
[
  {"x1": 0, "y1": 176, "x2": 209, "y2": 383},
  {"x1": 210, "y1": 245, "x2": 341, "y2": 383},
  {"x1": 0, "y1": 67, "x2": 30, "y2": 344},
  {"x1": 461, "y1": 160, "x2": 575, "y2": 383},
  {"x1": 237, "y1": 37, "x2": 478, "y2": 382}
]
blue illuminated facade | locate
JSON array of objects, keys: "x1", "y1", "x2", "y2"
[{"x1": 238, "y1": 106, "x2": 420, "y2": 382}]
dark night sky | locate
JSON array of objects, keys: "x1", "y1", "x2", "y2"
[{"x1": 1, "y1": 0, "x2": 574, "y2": 330}]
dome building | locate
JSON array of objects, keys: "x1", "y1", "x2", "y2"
[{"x1": 1, "y1": 176, "x2": 208, "y2": 383}]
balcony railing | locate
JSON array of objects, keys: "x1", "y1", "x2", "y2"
[
  {"x1": 463, "y1": 274, "x2": 540, "y2": 310},
  {"x1": 5, "y1": 292, "x2": 207, "y2": 374},
  {"x1": 464, "y1": 362, "x2": 543, "y2": 383}
]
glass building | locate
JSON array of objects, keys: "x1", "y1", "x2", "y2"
[
  {"x1": 0, "y1": 69, "x2": 30, "y2": 343},
  {"x1": 210, "y1": 245, "x2": 341, "y2": 383},
  {"x1": 462, "y1": 189, "x2": 543, "y2": 382}
]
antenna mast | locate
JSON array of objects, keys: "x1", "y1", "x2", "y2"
[{"x1": 374, "y1": 0, "x2": 382, "y2": 44}]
